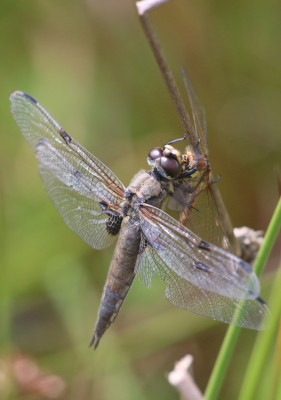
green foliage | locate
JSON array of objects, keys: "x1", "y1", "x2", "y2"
[
  {"x1": 1, "y1": 1, "x2": 280, "y2": 399},
  {"x1": 205, "y1": 197, "x2": 281, "y2": 400}
]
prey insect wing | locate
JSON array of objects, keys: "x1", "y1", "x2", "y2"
[{"x1": 168, "y1": 70, "x2": 230, "y2": 251}]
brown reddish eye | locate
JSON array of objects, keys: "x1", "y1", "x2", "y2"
[
  {"x1": 160, "y1": 156, "x2": 180, "y2": 177},
  {"x1": 148, "y1": 147, "x2": 163, "y2": 160}
]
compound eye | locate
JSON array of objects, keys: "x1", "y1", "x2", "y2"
[
  {"x1": 148, "y1": 147, "x2": 163, "y2": 160},
  {"x1": 160, "y1": 156, "x2": 180, "y2": 177}
]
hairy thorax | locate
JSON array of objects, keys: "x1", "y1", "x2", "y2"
[{"x1": 122, "y1": 170, "x2": 172, "y2": 218}]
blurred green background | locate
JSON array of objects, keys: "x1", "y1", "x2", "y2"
[{"x1": 1, "y1": 0, "x2": 280, "y2": 399}]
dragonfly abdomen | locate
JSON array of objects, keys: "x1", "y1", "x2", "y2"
[{"x1": 90, "y1": 219, "x2": 141, "y2": 349}]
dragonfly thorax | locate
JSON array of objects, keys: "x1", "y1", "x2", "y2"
[{"x1": 125, "y1": 170, "x2": 172, "y2": 211}]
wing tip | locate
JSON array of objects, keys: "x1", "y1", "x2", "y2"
[
  {"x1": 10, "y1": 90, "x2": 37, "y2": 104},
  {"x1": 10, "y1": 90, "x2": 21, "y2": 102}
]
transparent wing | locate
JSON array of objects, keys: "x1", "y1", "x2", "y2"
[
  {"x1": 168, "y1": 167, "x2": 208, "y2": 215},
  {"x1": 169, "y1": 174, "x2": 230, "y2": 250},
  {"x1": 137, "y1": 205, "x2": 270, "y2": 329},
  {"x1": 10, "y1": 91, "x2": 125, "y2": 249},
  {"x1": 170, "y1": 70, "x2": 229, "y2": 250},
  {"x1": 182, "y1": 67, "x2": 208, "y2": 155},
  {"x1": 38, "y1": 160, "x2": 122, "y2": 250}
]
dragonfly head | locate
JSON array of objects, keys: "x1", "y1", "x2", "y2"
[{"x1": 148, "y1": 144, "x2": 196, "y2": 179}]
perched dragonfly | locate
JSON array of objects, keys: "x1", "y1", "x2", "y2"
[{"x1": 10, "y1": 83, "x2": 269, "y2": 349}]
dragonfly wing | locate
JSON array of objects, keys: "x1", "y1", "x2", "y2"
[
  {"x1": 136, "y1": 244, "x2": 269, "y2": 329},
  {"x1": 170, "y1": 179, "x2": 231, "y2": 251},
  {"x1": 10, "y1": 91, "x2": 125, "y2": 249},
  {"x1": 137, "y1": 205, "x2": 270, "y2": 330},
  {"x1": 182, "y1": 68, "x2": 208, "y2": 154},
  {"x1": 38, "y1": 162, "x2": 121, "y2": 249}
]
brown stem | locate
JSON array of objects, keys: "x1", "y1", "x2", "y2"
[
  {"x1": 138, "y1": 12, "x2": 198, "y2": 150},
  {"x1": 136, "y1": 1, "x2": 241, "y2": 256}
]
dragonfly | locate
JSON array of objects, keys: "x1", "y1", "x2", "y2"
[{"x1": 10, "y1": 82, "x2": 270, "y2": 349}]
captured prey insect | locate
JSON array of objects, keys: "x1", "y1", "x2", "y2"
[{"x1": 10, "y1": 82, "x2": 270, "y2": 349}]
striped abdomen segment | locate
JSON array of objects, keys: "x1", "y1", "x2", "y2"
[{"x1": 90, "y1": 218, "x2": 141, "y2": 349}]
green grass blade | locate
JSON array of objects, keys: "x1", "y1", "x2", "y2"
[
  {"x1": 204, "y1": 196, "x2": 281, "y2": 400},
  {"x1": 238, "y1": 262, "x2": 281, "y2": 400}
]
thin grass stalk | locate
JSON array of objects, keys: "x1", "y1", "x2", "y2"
[
  {"x1": 204, "y1": 196, "x2": 281, "y2": 400},
  {"x1": 275, "y1": 353, "x2": 281, "y2": 400},
  {"x1": 238, "y1": 262, "x2": 281, "y2": 399}
]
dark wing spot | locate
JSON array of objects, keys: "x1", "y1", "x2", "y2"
[
  {"x1": 99, "y1": 202, "x2": 123, "y2": 236},
  {"x1": 60, "y1": 128, "x2": 72, "y2": 145},
  {"x1": 74, "y1": 170, "x2": 82, "y2": 179},
  {"x1": 106, "y1": 214, "x2": 122, "y2": 236},
  {"x1": 256, "y1": 296, "x2": 266, "y2": 305},
  {"x1": 198, "y1": 240, "x2": 211, "y2": 251},
  {"x1": 139, "y1": 235, "x2": 148, "y2": 254},
  {"x1": 23, "y1": 92, "x2": 37, "y2": 104},
  {"x1": 194, "y1": 261, "x2": 211, "y2": 272}
]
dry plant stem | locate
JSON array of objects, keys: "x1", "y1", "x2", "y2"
[
  {"x1": 137, "y1": 1, "x2": 240, "y2": 255},
  {"x1": 138, "y1": 10, "x2": 198, "y2": 150},
  {"x1": 168, "y1": 355, "x2": 204, "y2": 400},
  {"x1": 136, "y1": 0, "x2": 171, "y2": 14}
]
